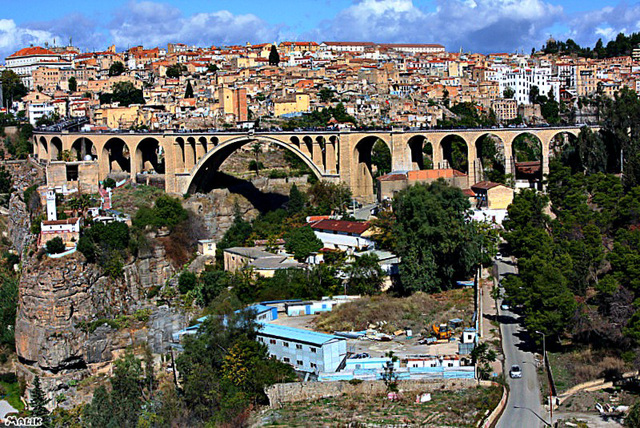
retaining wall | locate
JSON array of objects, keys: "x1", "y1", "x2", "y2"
[{"x1": 266, "y1": 378, "x2": 478, "y2": 407}]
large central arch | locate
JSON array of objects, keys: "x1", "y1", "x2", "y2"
[
  {"x1": 186, "y1": 136, "x2": 322, "y2": 194},
  {"x1": 352, "y1": 135, "x2": 392, "y2": 199}
]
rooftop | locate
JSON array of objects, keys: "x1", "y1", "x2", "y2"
[
  {"x1": 257, "y1": 323, "x2": 344, "y2": 346},
  {"x1": 310, "y1": 219, "x2": 371, "y2": 235}
]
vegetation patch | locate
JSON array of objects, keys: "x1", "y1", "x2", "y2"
[
  {"x1": 315, "y1": 288, "x2": 474, "y2": 334},
  {"x1": 256, "y1": 386, "x2": 501, "y2": 427}
]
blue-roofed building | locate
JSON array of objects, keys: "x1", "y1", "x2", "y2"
[
  {"x1": 256, "y1": 324, "x2": 347, "y2": 373},
  {"x1": 248, "y1": 304, "x2": 278, "y2": 323}
]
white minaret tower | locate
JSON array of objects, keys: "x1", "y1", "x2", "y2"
[{"x1": 46, "y1": 189, "x2": 57, "y2": 221}]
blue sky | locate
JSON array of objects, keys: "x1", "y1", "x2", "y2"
[{"x1": 2, "y1": 0, "x2": 639, "y2": 59}]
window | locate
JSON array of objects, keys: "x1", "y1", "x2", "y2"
[
  {"x1": 297, "y1": 360, "x2": 303, "y2": 366},
  {"x1": 283, "y1": 341, "x2": 289, "y2": 347},
  {"x1": 310, "y1": 363, "x2": 317, "y2": 369},
  {"x1": 283, "y1": 357, "x2": 290, "y2": 363},
  {"x1": 296, "y1": 344, "x2": 302, "y2": 350},
  {"x1": 270, "y1": 339, "x2": 276, "y2": 345},
  {"x1": 310, "y1": 347, "x2": 317, "y2": 353}
]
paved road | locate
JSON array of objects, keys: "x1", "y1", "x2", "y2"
[{"x1": 496, "y1": 260, "x2": 546, "y2": 428}]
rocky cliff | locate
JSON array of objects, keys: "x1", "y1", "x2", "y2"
[{"x1": 15, "y1": 243, "x2": 187, "y2": 406}]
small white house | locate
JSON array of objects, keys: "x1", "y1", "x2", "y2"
[
  {"x1": 198, "y1": 239, "x2": 217, "y2": 256},
  {"x1": 309, "y1": 219, "x2": 375, "y2": 253}
]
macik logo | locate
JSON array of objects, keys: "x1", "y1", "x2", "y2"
[{"x1": 3, "y1": 416, "x2": 43, "y2": 426}]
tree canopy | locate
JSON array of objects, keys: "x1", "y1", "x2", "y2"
[{"x1": 393, "y1": 180, "x2": 481, "y2": 294}]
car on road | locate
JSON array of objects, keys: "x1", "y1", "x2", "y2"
[
  {"x1": 501, "y1": 301, "x2": 510, "y2": 311},
  {"x1": 509, "y1": 364, "x2": 522, "y2": 378},
  {"x1": 495, "y1": 252, "x2": 503, "y2": 260}
]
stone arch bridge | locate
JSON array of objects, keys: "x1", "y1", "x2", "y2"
[{"x1": 34, "y1": 126, "x2": 592, "y2": 201}]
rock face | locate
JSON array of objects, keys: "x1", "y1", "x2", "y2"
[
  {"x1": 7, "y1": 193, "x2": 32, "y2": 255},
  {"x1": 15, "y1": 244, "x2": 187, "y2": 406}
]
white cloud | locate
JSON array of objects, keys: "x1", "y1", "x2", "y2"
[
  {"x1": 567, "y1": 3, "x2": 640, "y2": 46},
  {"x1": 108, "y1": 1, "x2": 281, "y2": 48},
  {"x1": 309, "y1": 0, "x2": 564, "y2": 53},
  {"x1": 0, "y1": 19, "x2": 57, "y2": 59}
]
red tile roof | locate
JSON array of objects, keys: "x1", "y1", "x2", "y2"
[
  {"x1": 310, "y1": 220, "x2": 370, "y2": 235},
  {"x1": 8, "y1": 46, "x2": 57, "y2": 57}
]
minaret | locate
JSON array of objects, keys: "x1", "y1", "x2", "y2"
[{"x1": 46, "y1": 189, "x2": 57, "y2": 221}]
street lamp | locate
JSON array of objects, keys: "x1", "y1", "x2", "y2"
[{"x1": 536, "y1": 330, "x2": 552, "y2": 426}]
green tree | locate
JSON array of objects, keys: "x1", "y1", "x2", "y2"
[
  {"x1": 529, "y1": 85, "x2": 540, "y2": 104},
  {"x1": 503, "y1": 86, "x2": 515, "y2": 99},
  {"x1": 217, "y1": 210, "x2": 253, "y2": 251},
  {"x1": 109, "y1": 61, "x2": 125, "y2": 76},
  {"x1": 284, "y1": 226, "x2": 323, "y2": 261},
  {"x1": 626, "y1": 402, "x2": 640, "y2": 428},
  {"x1": 0, "y1": 275, "x2": 18, "y2": 346},
  {"x1": 1, "y1": 70, "x2": 27, "y2": 107},
  {"x1": 287, "y1": 183, "x2": 305, "y2": 215},
  {"x1": 111, "y1": 81, "x2": 145, "y2": 107},
  {"x1": 371, "y1": 140, "x2": 391, "y2": 177},
  {"x1": 393, "y1": 180, "x2": 481, "y2": 294},
  {"x1": 29, "y1": 376, "x2": 50, "y2": 428},
  {"x1": 318, "y1": 88, "x2": 335, "y2": 103},
  {"x1": 68, "y1": 76, "x2": 77, "y2": 92},
  {"x1": 346, "y1": 253, "x2": 384, "y2": 295},
  {"x1": 198, "y1": 270, "x2": 230, "y2": 307},
  {"x1": 178, "y1": 270, "x2": 197, "y2": 294},
  {"x1": 307, "y1": 181, "x2": 352, "y2": 215},
  {"x1": 381, "y1": 351, "x2": 399, "y2": 393},
  {"x1": 268, "y1": 45, "x2": 280, "y2": 66},
  {"x1": 251, "y1": 142, "x2": 262, "y2": 176},
  {"x1": 109, "y1": 349, "x2": 144, "y2": 427},
  {"x1": 83, "y1": 386, "x2": 112, "y2": 428},
  {"x1": 470, "y1": 342, "x2": 497, "y2": 379},
  {"x1": 45, "y1": 237, "x2": 66, "y2": 254},
  {"x1": 184, "y1": 80, "x2": 194, "y2": 99},
  {"x1": 166, "y1": 64, "x2": 185, "y2": 78}
]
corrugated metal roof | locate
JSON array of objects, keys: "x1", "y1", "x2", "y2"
[{"x1": 258, "y1": 323, "x2": 344, "y2": 346}]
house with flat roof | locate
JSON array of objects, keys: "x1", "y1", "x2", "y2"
[
  {"x1": 223, "y1": 247, "x2": 303, "y2": 277},
  {"x1": 256, "y1": 323, "x2": 347, "y2": 373}
]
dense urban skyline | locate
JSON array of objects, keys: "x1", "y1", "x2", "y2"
[{"x1": 2, "y1": 0, "x2": 639, "y2": 60}]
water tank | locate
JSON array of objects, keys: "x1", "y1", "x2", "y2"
[{"x1": 84, "y1": 155, "x2": 92, "y2": 161}]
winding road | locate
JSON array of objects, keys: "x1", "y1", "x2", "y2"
[{"x1": 495, "y1": 259, "x2": 547, "y2": 428}]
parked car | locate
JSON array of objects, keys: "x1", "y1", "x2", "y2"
[
  {"x1": 495, "y1": 252, "x2": 503, "y2": 260},
  {"x1": 501, "y1": 301, "x2": 510, "y2": 311},
  {"x1": 509, "y1": 365, "x2": 522, "y2": 378}
]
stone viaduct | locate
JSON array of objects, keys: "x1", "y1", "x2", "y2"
[{"x1": 33, "y1": 127, "x2": 590, "y2": 201}]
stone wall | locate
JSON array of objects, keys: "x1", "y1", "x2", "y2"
[{"x1": 266, "y1": 378, "x2": 478, "y2": 406}]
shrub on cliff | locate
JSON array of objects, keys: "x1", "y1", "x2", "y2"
[
  {"x1": 133, "y1": 195, "x2": 188, "y2": 231},
  {"x1": 45, "y1": 237, "x2": 66, "y2": 254}
]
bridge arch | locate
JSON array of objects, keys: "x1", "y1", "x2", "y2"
[
  {"x1": 512, "y1": 132, "x2": 544, "y2": 187},
  {"x1": 50, "y1": 136, "x2": 63, "y2": 161},
  {"x1": 71, "y1": 137, "x2": 96, "y2": 161},
  {"x1": 101, "y1": 137, "x2": 132, "y2": 177},
  {"x1": 439, "y1": 134, "x2": 469, "y2": 173},
  {"x1": 407, "y1": 135, "x2": 434, "y2": 170},
  {"x1": 474, "y1": 133, "x2": 506, "y2": 183},
  {"x1": 135, "y1": 137, "x2": 165, "y2": 174},
  {"x1": 352, "y1": 135, "x2": 392, "y2": 199},
  {"x1": 185, "y1": 135, "x2": 322, "y2": 194},
  {"x1": 38, "y1": 136, "x2": 48, "y2": 159}
]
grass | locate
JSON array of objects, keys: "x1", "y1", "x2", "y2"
[
  {"x1": 541, "y1": 347, "x2": 629, "y2": 395},
  {"x1": 110, "y1": 185, "x2": 165, "y2": 215},
  {"x1": 315, "y1": 288, "x2": 474, "y2": 335},
  {"x1": 0, "y1": 381, "x2": 24, "y2": 411},
  {"x1": 257, "y1": 386, "x2": 502, "y2": 427}
]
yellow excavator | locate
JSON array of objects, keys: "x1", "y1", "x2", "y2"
[{"x1": 432, "y1": 323, "x2": 453, "y2": 340}]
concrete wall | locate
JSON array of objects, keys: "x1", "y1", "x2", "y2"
[
  {"x1": 487, "y1": 185, "x2": 514, "y2": 210},
  {"x1": 266, "y1": 378, "x2": 478, "y2": 406}
]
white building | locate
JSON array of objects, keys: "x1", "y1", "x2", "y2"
[
  {"x1": 5, "y1": 47, "x2": 64, "y2": 89},
  {"x1": 490, "y1": 67, "x2": 560, "y2": 105},
  {"x1": 379, "y1": 43, "x2": 445, "y2": 54},
  {"x1": 28, "y1": 102, "x2": 55, "y2": 126},
  {"x1": 257, "y1": 323, "x2": 347, "y2": 373},
  {"x1": 309, "y1": 219, "x2": 375, "y2": 253}
]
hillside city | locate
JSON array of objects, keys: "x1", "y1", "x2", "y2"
[{"x1": 1, "y1": 24, "x2": 640, "y2": 428}]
